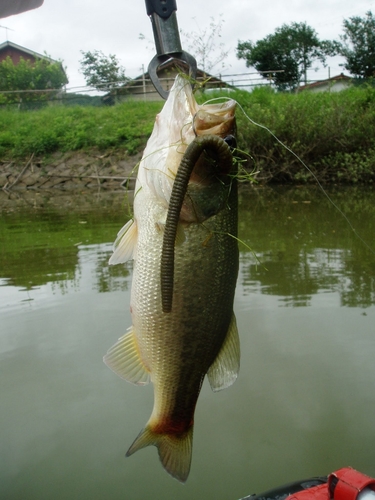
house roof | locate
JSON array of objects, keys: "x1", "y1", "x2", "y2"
[
  {"x1": 124, "y1": 58, "x2": 229, "y2": 90},
  {"x1": 0, "y1": 40, "x2": 56, "y2": 63},
  {"x1": 0, "y1": 40, "x2": 68, "y2": 83},
  {"x1": 138, "y1": 59, "x2": 224, "y2": 82},
  {"x1": 299, "y1": 73, "x2": 351, "y2": 91},
  {"x1": 102, "y1": 59, "x2": 232, "y2": 102}
]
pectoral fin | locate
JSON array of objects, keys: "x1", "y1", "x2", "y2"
[
  {"x1": 109, "y1": 219, "x2": 137, "y2": 265},
  {"x1": 103, "y1": 327, "x2": 150, "y2": 385},
  {"x1": 207, "y1": 314, "x2": 240, "y2": 392}
]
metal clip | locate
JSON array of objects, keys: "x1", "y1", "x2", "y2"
[{"x1": 145, "y1": 0, "x2": 197, "y2": 99}]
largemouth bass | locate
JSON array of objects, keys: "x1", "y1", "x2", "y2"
[{"x1": 104, "y1": 75, "x2": 239, "y2": 482}]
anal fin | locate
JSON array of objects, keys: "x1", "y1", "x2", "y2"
[
  {"x1": 103, "y1": 327, "x2": 150, "y2": 385},
  {"x1": 207, "y1": 313, "x2": 240, "y2": 392}
]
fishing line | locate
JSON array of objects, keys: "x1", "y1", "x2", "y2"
[{"x1": 204, "y1": 96, "x2": 375, "y2": 256}]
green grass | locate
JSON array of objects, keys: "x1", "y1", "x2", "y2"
[
  {"x1": 2, "y1": 84, "x2": 375, "y2": 183},
  {"x1": 231, "y1": 85, "x2": 375, "y2": 183},
  {"x1": 0, "y1": 101, "x2": 163, "y2": 158}
]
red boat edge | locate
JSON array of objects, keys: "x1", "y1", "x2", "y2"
[{"x1": 239, "y1": 467, "x2": 375, "y2": 500}]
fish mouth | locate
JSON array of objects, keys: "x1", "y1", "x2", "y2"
[
  {"x1": 187, "y1": 102, "x2": 237, "y2": 189},
  {"x1": 192, "y1": 101, "x2": 236, "y2": 138}
]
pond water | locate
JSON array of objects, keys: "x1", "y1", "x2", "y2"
[{"x1": 1, "y1": 185, "x2": 375, "y2": 500}]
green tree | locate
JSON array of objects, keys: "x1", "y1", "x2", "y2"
[
  {"x1": 79, "y1": 50, "x2": 128, "y2": 92},
  {"x1": 0, "y1": 56, "x2": 67, "y2": 106},
  {"x1": 339, "y1": 11, "x2": 375, "y2": 78},
  {"x1": 237, "y1": 23, "x2": 337, "y2": 91}
]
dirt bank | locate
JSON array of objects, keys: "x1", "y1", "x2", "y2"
[{"x1": 0, "y1": 150, "x2": 141, "y2": 192}]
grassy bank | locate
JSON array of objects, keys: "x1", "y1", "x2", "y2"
[
  {"x1": 1, "y1": 85, "x2": 375, "y2": 183},
  {"x1": 234, "y1": 84, "x2": 375, "y2": 183},
  {"x1": 0, "y1": 101, "x2": 163, "y2": 158}
]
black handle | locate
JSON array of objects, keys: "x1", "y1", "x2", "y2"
[{"x1": 145, "y1": 0, "x2": 177, "y2": 19}]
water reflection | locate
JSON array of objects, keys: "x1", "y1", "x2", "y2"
[
  {"x1": 93, "y1": 246, "x2": 131, "y2": 293},
  {"x1": 237, "y1": 186, "x2": 375, "y2": 308},
  {"x1": 1, "y1": 186, "x2": 374, "y2": 308},
  {"x1": 1, "y1": 186, "x2": 375, "y2": 500},
  {"x1": 0, "y1": 193, "x2": 132, "y2": 310}
]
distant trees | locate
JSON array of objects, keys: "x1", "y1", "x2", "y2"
[
  {"x1": 79, "y1": 50, "x2": 128, "y2": 92},
  {"x1": 236, "y1": 11, "x2": 375, "y2": 89},
  {"x1": 0, "y1": 56, "x2": 67, "y2": 106},
  {"x1": 237, "y1": 22, "x2": 337, "y2": 91},
  {"x1": 338, "y1": 11, "x2": 375, "y2": 78}
]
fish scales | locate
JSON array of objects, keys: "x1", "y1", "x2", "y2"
[
  {"x1": 105, "y1": 75, "x2": 240, "y2": 483},
  {"x1": 134, "y1": 188, "x2": 238, "y2": 411}
]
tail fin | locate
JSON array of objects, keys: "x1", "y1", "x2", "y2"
[{"x1": 126, "y1": 424, "x2": 193, "y2": 483}]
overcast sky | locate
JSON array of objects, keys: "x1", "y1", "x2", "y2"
[{"x1": 1, "y1": 0, "x2": 374, "y2": 92}]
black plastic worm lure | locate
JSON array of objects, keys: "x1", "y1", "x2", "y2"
[{"x1": 160, "y1": 135, "x2": 233, "y2": 313}]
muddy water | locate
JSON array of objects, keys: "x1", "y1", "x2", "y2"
[{"x1": 1, "y1": 186, "x2": 374, "y2": 500}]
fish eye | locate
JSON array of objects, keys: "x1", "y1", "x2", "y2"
[{"x1": 224, "y1": 135, "x2": 236, "y2": 149}]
